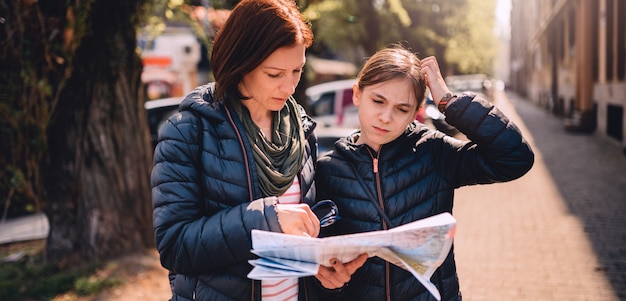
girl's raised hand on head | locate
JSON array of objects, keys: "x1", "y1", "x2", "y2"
[{"x1": 420, "y1": 56, "x2": 452, "y2": 106}]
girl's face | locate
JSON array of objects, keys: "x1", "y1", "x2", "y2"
[
  {"x1": 353, "y1": 78, "x2": 418, "y2": 150},
  {"x1": 239, "y1": 44, "x2": 306, "y2": 122}
]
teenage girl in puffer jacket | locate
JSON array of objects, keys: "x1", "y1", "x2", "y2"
[{"x1": 315, "y1": 45, "x2": 534, "y2": 301}]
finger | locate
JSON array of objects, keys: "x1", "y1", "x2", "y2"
[
  {"x1": 277, "y1": 206, "x2": 311, "y2": 236},
  {"x1": 298, "y1": 219, "x2": 315, "y2": 237},
  {"x1": 304, "y1": 207, "x2": 320, "y2": 237},
  {"x1": 328, "y1": 258, "x2": 352, "y2": 286},
  {"x1": 423, "y1": 56, "x2": 439, "y2": 68},
  {"x1": 330, "y1": 258, "x2": 349, "y2": 277},
  {"x1": 345, "y1": 253, "x2": 368, "y2": 274},
  {"x1": 307, "y1": 204, "x2": 322, "y2": 230},
  {"x1": 319, "y1": 259, "x2": 348, "y2": 287},
  {"x1": 315, "y1": 265, "x2": 344, "y2": 289}
]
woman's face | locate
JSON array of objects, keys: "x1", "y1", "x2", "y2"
[
  {"x1": 353, "y1": 78, "x2": 418, "y2": 150},
  {"x1": 239, "y1": 44, "x2": 306, "y2": 121}
]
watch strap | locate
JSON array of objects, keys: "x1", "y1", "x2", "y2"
[{"x1": 438, "y1": 93, "x2": 457, "y2": 113}]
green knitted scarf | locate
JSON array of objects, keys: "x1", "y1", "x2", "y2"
[{"x1": 235, "y1": 97, "x2": 305, "y2": 197}]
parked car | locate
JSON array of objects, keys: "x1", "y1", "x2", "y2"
[
  {"x1": 306, "y1": 79, "x2": 359, "y2": 128},
  {"x1": 144, "y1": 97, "x2": 182, "y2": 149}
]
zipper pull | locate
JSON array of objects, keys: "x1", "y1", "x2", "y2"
[{"x1": 373, "y1": 158, "x2": 379, "y2": 173}]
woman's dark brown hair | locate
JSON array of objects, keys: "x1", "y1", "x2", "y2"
[
  {"x1": 210, "y1": 0, "x2": 313, "y2": 102},
  {"x1": 357, "y1": 45, "x2": 427, "y2": 110}
]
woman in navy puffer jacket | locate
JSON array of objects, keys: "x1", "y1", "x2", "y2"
[
  {"x1": 316, "y1": 46, "x2": 535, "y2": 301},
  {"x1": 152, "y1": 83, "x2": 319, "y2": 300},
  {"x1": 151, "y1": 1, "x2": 365, "y2": 300}
]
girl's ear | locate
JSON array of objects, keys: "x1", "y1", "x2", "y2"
[{"x1": 352, "y1": 83, "x2": 361, "y2": 107}]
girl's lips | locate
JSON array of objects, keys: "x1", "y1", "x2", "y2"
[{"x1": 373, "y1": 126, "x2": 389, "y2": 134}]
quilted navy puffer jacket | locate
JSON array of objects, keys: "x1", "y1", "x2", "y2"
[
  {"x1": 316, "y1": 94, "x2": 534, "y2": 301},
  {"x1": 151, "y1": 83, "x2": 321, "y2": 301}
]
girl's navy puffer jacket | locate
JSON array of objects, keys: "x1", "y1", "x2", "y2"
[
  {"x1": 316, "y1": 94, "x2": 534, "y2": 301},
  {"x1": 151, "y1": 83, "x2": 321, "y2": 300}
]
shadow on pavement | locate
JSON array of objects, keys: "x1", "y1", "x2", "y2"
[{"x1": 509, "y1": 92, "x2": 626, "y2": 300}]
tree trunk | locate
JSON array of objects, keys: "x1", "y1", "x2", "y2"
[{"x1": 44, "y1": 0, "x2": 154, "y2": 262}]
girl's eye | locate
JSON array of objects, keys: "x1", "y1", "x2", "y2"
[
  {"x1": 268, "y1": 73, "x2": 281, "y2": 78},
  {"x1": 372, "y1": 99, "x2": 383, "y2": 104}
]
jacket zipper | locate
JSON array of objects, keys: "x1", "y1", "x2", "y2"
[{"x1": 366, "y1": 147, "x2": 391, "y2": 301}]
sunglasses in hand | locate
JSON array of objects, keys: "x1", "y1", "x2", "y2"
[{"x1": 311, "y1": 200, "x2": 339, "y2": 228}]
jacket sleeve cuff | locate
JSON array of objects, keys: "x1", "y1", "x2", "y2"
[
  {"x1": 245, "y1": 196, "x2": 281, "y2": 233},
  {"x1": 442, "y1": 93, "x2": 475, "y2": 119},
  {"x1": 262, "y1": 196, "x2": 282, "y2": 232}
]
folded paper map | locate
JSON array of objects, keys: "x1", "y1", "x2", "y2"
[{"x1": 247, "y1": 212, "x2": 456, "y2": 300}]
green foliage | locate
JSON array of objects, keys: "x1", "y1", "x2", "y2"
[
  {"x1": 304, "y1": 0, "x2": 412, "y2": 61},
  {"x1": 388, "y1": 0, "x2": 411, "y2": 27},
  {"x1": 74, "y1": 275, "x2": 124, "y2": 296},
  {"x1": 0, "y1": 1, "x2": 92, "y2": 218},
  {"x1": 303, "y1": 0, "x2": 499, "y2": 76},
  {"x1": 443, "y1": 0, "x2": 498, "y2": 75},
  {"x1": 1, "y1": 1, "x2": 213, "y2": 220},
  {"x1": 304, "y1": 0, "x2": 364, "y2": 59}
]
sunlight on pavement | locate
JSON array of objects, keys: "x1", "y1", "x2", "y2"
[{"x1": 452, "y1": 91, "x2": 619, "y2": 301}]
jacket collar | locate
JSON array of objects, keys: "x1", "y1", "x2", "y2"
[{"x1": 334, "y1": 121, "x2": 430, "y2": 160}]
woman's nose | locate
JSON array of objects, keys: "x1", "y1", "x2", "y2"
[{"x1": 280, "y1": 77, "x2": 297, "y2": 95}]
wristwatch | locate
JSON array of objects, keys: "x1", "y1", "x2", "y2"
[{"x1": 438, "y1": 93, "x2": 457, "y2": 113}]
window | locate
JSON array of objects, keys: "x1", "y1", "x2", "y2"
[
  {"x1": 310, "y1": 92, "x2": 336, "y2": 117},
  {"x1": 607, "y1": 104, "x2": 623, "y2": 141}
]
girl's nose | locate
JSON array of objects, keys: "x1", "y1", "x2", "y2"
[{"x1": 379, "y1": 107, "x2": 392, "y2": 123}]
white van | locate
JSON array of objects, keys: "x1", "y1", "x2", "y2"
[{"x1": 306, "y1": 79, "x2": 359, "y2": 128}]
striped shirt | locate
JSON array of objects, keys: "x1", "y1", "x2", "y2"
[{"x1": 262, "y1": 177, "x2": 300, "y2": 301}]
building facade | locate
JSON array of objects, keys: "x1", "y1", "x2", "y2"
[{"x1": 509, "y1": 0, "x2": 626, "y2": 149}]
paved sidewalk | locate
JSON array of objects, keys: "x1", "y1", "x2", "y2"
[{"x1": 453, "y1": 90, "x2": 626, "y2": 301}]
